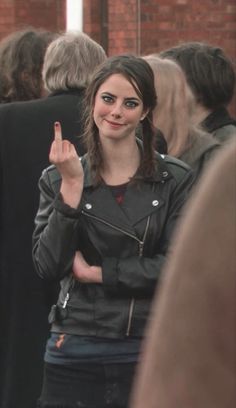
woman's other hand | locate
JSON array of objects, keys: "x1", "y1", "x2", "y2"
[{"x1": 73, "y1": 251, "x2": 102, "y2": 283}]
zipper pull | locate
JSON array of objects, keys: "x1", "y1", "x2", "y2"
[
  {"x1": 62, "y1": 293, "x2": 69, "y2": 308},
  {"x1": 139, "y1": 241, "x2": 144, "y2": 257}
]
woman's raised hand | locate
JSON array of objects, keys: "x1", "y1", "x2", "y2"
[
  {"x1": 49, "y1": 121, "x2": 84, "y2": 182},
  {"x1": 49, "y1": 121, "x2": 84, "y2": 208}
]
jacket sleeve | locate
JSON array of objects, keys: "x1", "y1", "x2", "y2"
[
  {"x1": 102, "y1": 169, "x2": 195, "y2": 297},
  {"x1": 32, "y1": 168, "x2": 81, "y2": 281}
]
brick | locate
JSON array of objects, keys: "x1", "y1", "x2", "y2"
[
  {"x1": 226, "y1": 5, "x2": 236, "y2": 12},
  {"x1": 0, "y1": 0, "x2": 235, "y2": 116}
]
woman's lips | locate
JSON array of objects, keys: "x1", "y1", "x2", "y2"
[{"x1": 105, "y1": 119, "x2": 125, "y2": 128}]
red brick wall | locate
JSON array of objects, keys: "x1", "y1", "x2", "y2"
[
  {"x1": 83, "y1": 0, "x2": 236, "y2": 116},
  {"x1": 140, "y1": 0, "x2": 236, "y2": 58},
  {"x1": 0, "y1": 0, "x2": 66, "y2": 41},
  {"x1": 108, "y1": 0, "x2": 139, "y2": 55},
  {"x1": 83, "y1": 0, "x2": 103, "y2": 45},
  {"x1": 139, "y1": 0, "x2": 236, "y2": 116},
  {"x1": 83, "y1": 0, "x2": 139, "y2": 55},
  {"x1": 0, "y1": 0, "x2": 15, "y2": 38},
  {"x1": 0, "y1": 0, "x2": 235, "y2": 114},
  {"x1": 0, "y1": 0, "x2": 235, "y2": 64}
]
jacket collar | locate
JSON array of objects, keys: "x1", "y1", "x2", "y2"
[
  {"x1": 201, "y1": 107, "x2": 236, "y2": 132},
  {"x1": 79, "y1": 140, "x2": 171, "y2": 232},
  {"x1": 48, "y1": 88, "x2": 85, "y2": 98},
  {"x1": 81, "y1": 138, "x2": 172, "y2": 188},
  {"x1": 79, "y1": 180, "x2": 166, "y2": 233}
]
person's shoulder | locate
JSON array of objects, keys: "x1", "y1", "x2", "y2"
[
  {"x1": 0, "y1": 98, "x2": 53, "y2": 140},
  {"x1": 0, "y1": 101, "x2": 14, "y2": 117},
  {"x1": 47, "y1": 89, "x2": 85, "y2": 105},
  {"x1": 40, "y1": 164, "x2": 61, "y2": 194},
  {"x1": 157, "y1": 153, "x2": 192, "y2": 184},
  {"x1": 161, "y1": 154, "x2": 191, "y2": 170},
  {"x1": 213, "y1": 124, "x2": 236, "y2": 144},
  {"x1": 0, "y1": 90, "x2": 83, "y2": 113},
  {"x1": 40, "y1": 91, "x2": 85, "y2": 117},
  {"x1": 0, "y1": 102, "x2": 19, "y2": 132},
  {"x1": 0, "y1": 98, "x2": 46, "y2": 120},
  {"x1": 0, "y1": 91, "x2": 82, "y2": 123}
]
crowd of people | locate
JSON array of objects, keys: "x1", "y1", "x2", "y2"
[{"x1": 0, "y1": 25, "x2": 235, "y2": 408}]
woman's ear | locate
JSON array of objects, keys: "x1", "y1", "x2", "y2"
[{"x1": 140, "y1": 109, "x2": 149, "y2": 121}]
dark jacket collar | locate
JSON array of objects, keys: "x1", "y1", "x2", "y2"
[
  {"x1": 201, "y1": 107, "x2": 236, "y2": 133},
  {"x1": 48, "y1": 88, "x2": 85, "y2": 98}
]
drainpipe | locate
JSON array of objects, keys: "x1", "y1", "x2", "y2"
[{"x1": 100, "y1": 0, "x2": 108, "y2": 54}]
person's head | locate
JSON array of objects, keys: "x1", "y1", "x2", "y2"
[
  {"x1": 144, "y1": 55, "x2": 195, "y2": 157},
  {"x1": 83, "y1": 54, "x2": 157, "y2": 183},
  {"x1": 159, "y1": 42, "x2": 236, "y2": 111},
  {"x1": 42, "y1": 31, "x2": 107, "y2": 93},
  {"x1": 0, "y1": 27, "x2": 58, "y2": 103}
]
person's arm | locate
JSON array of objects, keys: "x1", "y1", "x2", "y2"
[
  {"x1": 51, "y1": 121, "x2": 84, "y2": 208},
  {"x1": 73, "y1": 251, "x2": 102, "y2": 283},
  {"x1": 32, "y1": 121, "x2": 84, "y2": 281}
]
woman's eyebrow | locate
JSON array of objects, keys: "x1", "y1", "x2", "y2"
[
  {"x1": 101, "y1": 91, "x2": 115, "y2": 97},
  {"x1": 101, "y1": 91, "x2": 140, "y2": 101},
  {"x1": 124, "y1": 97, "x2": 140, "y2": 101}
]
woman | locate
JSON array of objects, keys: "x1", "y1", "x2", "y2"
[
  {"x1": 144, "y1": 55, "x2": 221, "y2": 180},
  {"x1": 32, "y1": 55, "x2": 194, "y2": 408}
]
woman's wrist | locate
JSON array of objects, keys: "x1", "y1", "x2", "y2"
[
  {"x1": 60, "y1": 178, "x2": 83, "y2": 208},
  {"x1": 91, "y1": 266, "x2": 103, "y2": 283}
]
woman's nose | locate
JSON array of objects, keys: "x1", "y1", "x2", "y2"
[{"x1": 111, "y1": 103, "x2": 122, "y2": 117}]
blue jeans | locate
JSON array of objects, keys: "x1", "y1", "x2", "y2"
[{"x1": 37, "y1": 361, "x2": 137, "y2": 408}]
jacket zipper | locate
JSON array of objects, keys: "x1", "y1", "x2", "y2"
[
  {"x1": 126, "y1": 298, "x2": 135, "y2": 336},
  {"x1": 81, "y1": 210, "x2": 141, "y2": 243},
  {"x1": 126, "y1": 216, "x2": 150, "y2": 336},
  {"x1": 61, "y1": 274, "x2": 75, "y2": 309},
  {"x1": 82, "y1": 210, "x2": 150, "y2": 336}
]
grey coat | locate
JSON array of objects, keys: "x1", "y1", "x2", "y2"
[{"x1": 131, "y1": 139, "x2": 236, "y2": 408}]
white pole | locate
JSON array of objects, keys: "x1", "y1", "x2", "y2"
[{"x1": 66, "y1": 0, "x2": 83, "y2": 31}]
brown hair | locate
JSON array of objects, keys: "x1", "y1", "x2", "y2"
[
  {"x1": 83, "y1": 54, "x2": 157, "y2": 184},
  {"x1": 0, "y1": 27, "x2": 58, "y2": 103},
  {"x1": 144, "y1": 55, "x2": 197, "y2": 157},
  {"x1": 159, "y1": 42, "x2": 236, "y2": 110}
]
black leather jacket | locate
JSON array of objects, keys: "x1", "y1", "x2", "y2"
[{"x1": 32, "y1": 150, "x2": 193, "y2": 339}]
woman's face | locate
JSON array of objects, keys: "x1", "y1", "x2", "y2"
[{"x1": 93, "y1": 73, "x2": 146, "y2": 143}]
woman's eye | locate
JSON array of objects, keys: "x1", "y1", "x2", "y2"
[
  {"x1": 125, "y1": 100, "x2": 139, "y2": 108},
  {"x1": 101, "y1": 95, "x2": 113, "y2": 103}
]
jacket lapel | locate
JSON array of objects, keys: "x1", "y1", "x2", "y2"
[
  {"x1": 81, "y1": 183, "x2": 136, "y2": 234},
  {"x1": 122, "y1": 182, "x2": 165, "y2": 226},
  {"x1": 80, "y1": 147, "x2": 171, "y2": 232}
]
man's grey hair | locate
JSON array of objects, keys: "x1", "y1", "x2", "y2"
[{"x1": 42, "y1": 31, "x2": 106, "y2": 92}]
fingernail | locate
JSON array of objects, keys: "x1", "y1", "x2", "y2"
[{"x1": 55, "y1": 122, "x2": 59, "y2": 127}]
